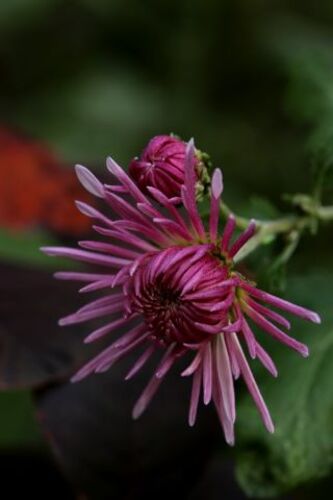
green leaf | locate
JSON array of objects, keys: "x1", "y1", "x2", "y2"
[
  {"x1": 0, "y1": 228, "x2": 65, "y2": 269},
  {"x1": 245, "y1": 196, "x2": 280, "y2": 221},
  {"x1": 235, "y1": 272, "x2": 333, "y2": 497},
  {"x1": 0, "y1": 391, "x2": 43, "y2": 449},
  {"x1": 270, "y1": 22, "x2": 333, "y2": 193}
]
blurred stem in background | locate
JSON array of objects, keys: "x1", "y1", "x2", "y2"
[{"x1": 221, "y1": 193, "x2": 333, "y2": 263}]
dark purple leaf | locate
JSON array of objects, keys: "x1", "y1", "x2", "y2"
[
  {"x1": 36, "y1": 353, "x2": 222, "y2": 500},
  {"x1": 0, "y1": 262, "x2": 91, "y2": 389}
]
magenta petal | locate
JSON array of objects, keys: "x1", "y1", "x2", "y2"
[
  {"x1": 125, "y1": 345, "x2": 155, "y2": 380},
  {"x1": 255, "y1": 343, "x2": 278, "y2": 377},
  {"x1": 209, "y1": 168, "x2": 224, "y2": 242},
  {"x1": 212, "y1": 361, "x2": 235, "y2": 445},
  {"x1": 132, "y1": 373, "x2": 164, "y2": 420},
  {"x1": 230, "y1": 333, "x2": 274, "y2": 433},
  {"x1": 188, "y1": 366, "x2": 202, "y2": 427},
  {"x1": 221, "y1": 214, "x2": 236, "y2": 252},
  {"x1": 241, "y1": 281, "x2": 321, "y2": 324},
  {"x1": 243, "y1": 302, "x2": 309, "y2": 357},
  {"x1": 215, "y1": 334, "x2": 236, "y2": 422},
  {"x1": 202, "y1": 343, "x2": 213, "y2": 405},
  {"x1": 228, "y1": 220, "x2": 256, "y2": 258},
  {"x1": 75, "y1": 164, "x2": 105, "y2": 198}
]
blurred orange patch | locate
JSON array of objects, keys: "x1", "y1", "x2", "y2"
[{"x1": 0, "y1": 126, "x2": 93, "y2": 235}]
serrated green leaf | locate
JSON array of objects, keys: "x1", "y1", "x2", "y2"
[{"x1": 235, "y1": 272, "x2": 333, "y2": 497}]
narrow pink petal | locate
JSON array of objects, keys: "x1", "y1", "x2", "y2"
[
  {"x1": 155, "y1": 343, "x2": 178, "y2": 378},
  {"x1": 59, "y1": 302, "x2": 123, "y2": 326},
  {"x1": 181, "y1": 139, "x2": 205, "y2": 238},
  {"x1": 184, "y1": 282, "x2": 236, "y2": 301},
  {"x1": 209, "y1": 168, "x2": 223, "y2": 242},
  {"x1": 110, "y1": 220, "x2": 167, "y2": 244},
  {"x1": 104, "y1": 191, "x2": 151, "y2": 225},
  {"x1": 225, "y1": 334, "x2": 241, "y2": 379},
  {"x1": 137, "y1": 201, "x2": 162, "y2": 219},
  {"x1": 210, "y1": 292, "x2": 235, "y2": 311},
  {"x1": 132, "y1": 373, "x2": 164, "y2": 420},
  {"x1": 93, "y1": 225, "x2": 157, "y2": 252},
  {"x1": 75, "y1": 164, "x2": 105, "y2": 198},
  {"x1": 180, "y1": 267, "x2": 205, "y2": 295},
  {"x1": 84, "y1": 316, "x2": 135, "y2": 343},
  {"x1": 246, "y1": 297, "x2": 291, "y2": 330},
  {"x1": 255, "y1": 343, "x2": 278, "y2": 377},
  {"x1": 106, "y1": 156, "x2": 149, "y2": 203},
  {"x1": 188, "y1": 367, "x2": 202, "y2": 427},
  {"x1": 70, "y1": 333, "x2": 144, "y2": 382},
  {"x1": 221, "y1": 214, "x2": 236, "y2": 252},
  {"x1": 181, "y1": 350, "x2": 202, "y2": 376},
  {"x1": 105, "y1": 192, "x2": 170, "y2": 243},
  {"x1": 212, "y1": 363, "x2": 235, "y2": 445},
  {"x1": 111, "y1": 266, "x2": 130, "y2": 288},
  {"x1": 203, "y1": 343, "x2": 213, "y2": 405},
  {"x1": 105, "y1": 184, "x2": 128, "y2": 193},
  {"x1": 152, "y1": 218, "x2": 192, "y2": 241},
  {"x1": 71, "y1": 354, "x2": 106, "y2": 382},
  {"x1": 228, "y1": 220, "x2": 256, "y2": 258},
  {"x1": 243, "y1": 302, "x2": 309, "y2": 357},
  {"x1": 230, "y1": 332, "x2": 274, "y2": 433},
  {"x1": 125, "y1": 345, "x2": 155, "y2": 380},
  {"x1": 184, "y1": 139, "x2": 197, "y2": 197},
  {"x1": 222, "y1": 315, "x2": 243, "y2": 333},
  {"x1": 240, "y1": 281, "x2": 321, "y2": 324},
  {"x1": 54, "y1": 271, "x2": 111, "y2": 282},
  {"x1": 215, "y1": 334, "x2": 236, "y2": 422},
  {"x1": 96, "y1": 332, "x2": 150, "y2": 373},
  {"x1": 163, "y1": 245, "x2": 202, "y2": 272},
  {"x1": 75, "y1": 201, "x2": 114, "y2": 227},
  {"x1": 241, "y1": 317, "x2": 257, "y2": 358},
  {"x1": 79, "y1": 278, "x2": 115, "y2": 293},
  {"x1": 79, "y1": 240, "x2": 140, "y2": 260},
  {"x1": 41, "y1": 247, "x2": 130, "y2": 268},
  {"x1": 211, "y1": 167, "x2": 224, "y2": 199},
  {"x1": 111, "y1": 324, "x2": 148, "y2": 349},
  {"x1": 169, "y1": 246, "x2": 213, "y2": 290},
  {"x1": 181, "y1": 185, "x2": 206, "y2": 238},
  {"x1": 194, "y1": 320, "x2": 226, "y2": 334},
  {"x1": 146, "y1": 249, "x2": 174, "y2": 282},
  {"x1": 78, "y1": 293, "x2": 124, "y2": 313},
  {"x1": 147, "y1": 186, "x2": 190, "y2": 233}
]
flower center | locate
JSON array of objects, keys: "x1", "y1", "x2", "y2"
[{"x1": 127, "y1": 246, "x2": 232, "y2": 347}]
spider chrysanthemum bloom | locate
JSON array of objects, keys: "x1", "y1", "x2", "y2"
[{"x1": 42, "y1": 140, "x2": 320, "y2": 445}]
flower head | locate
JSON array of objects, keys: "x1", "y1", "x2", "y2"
[
  {"x1": 42, "y1": 139, "x2": 320, "y2": 445},
  {"x1": 129, "y1": 134, "x2": 196, "y2": 200}
]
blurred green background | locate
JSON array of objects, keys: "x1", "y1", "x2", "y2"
[{"x1": 1, "y1": 0, "x2": 333, "y2": 498}]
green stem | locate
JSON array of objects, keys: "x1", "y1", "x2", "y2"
[
  {"x1": 316, "y1": 206, "x2": 333, "y2": 220},
  {"x1": 220, "y1": 199, "x2": 333, "y2": 262}
]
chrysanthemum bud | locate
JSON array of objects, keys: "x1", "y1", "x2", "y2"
[{"x1": 129, "y1": 134, "x2": 202, "y2": 200}]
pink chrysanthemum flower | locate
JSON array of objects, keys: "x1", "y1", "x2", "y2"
[
  {"x1": 42, "y1": 140, "x2": 320, "y2": 445},
  {"x1": 129, "y1": 134, "x2": 192, "y2": 199}
]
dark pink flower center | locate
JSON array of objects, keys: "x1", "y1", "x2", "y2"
[{"x1": 127, "y1": 246, "x2": 231, "y2": 347}]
